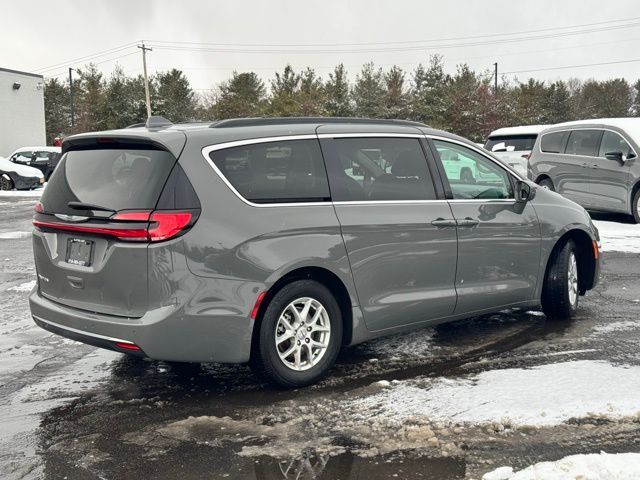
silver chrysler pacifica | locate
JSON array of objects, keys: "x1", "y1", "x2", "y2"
[{"x1": 30, "y1": 117, "x2": 600, "y2": 387}]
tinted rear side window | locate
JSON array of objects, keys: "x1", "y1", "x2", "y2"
[
  {"x1": 208, "y1": 139, "x2": 330, "y2": 204},
  {"x1": 485, "y1": 134, "x2": 537, "y2": 152},
  {"x1": 321, "y1": 137, "x2": 437, "y2": 201},
  {"x1": 565, "y1": 130, "x2": 603, "y2": 156},
  {"x1": 41, "y1": 148, "x2": 176, "y2": 215},
  {"x1": 540, "y1": 131, "x2": 569, "y2": 153}
]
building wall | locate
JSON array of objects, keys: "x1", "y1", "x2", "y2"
[{"x1": 0, "y1": 68, "x2": 46, "y2": 157}]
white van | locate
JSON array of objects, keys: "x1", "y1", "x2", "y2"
[{"x1": 485, "y1": 125, "x2": 550, "y2": 177}]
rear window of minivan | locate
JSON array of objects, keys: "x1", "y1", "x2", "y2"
[
  {"x1": 540, "y1": 131, "x2": 569, "y2": 153},
  {"x1": 41, "y1": 148, "x2": 176, "y2": 215},
  {"x1": 485, "y1": 135, "x2": 537, "y2": 152}
]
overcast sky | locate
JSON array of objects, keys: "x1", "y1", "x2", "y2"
[{"x1": 4, "y1": 0, "x2": 640, "y2": 92}]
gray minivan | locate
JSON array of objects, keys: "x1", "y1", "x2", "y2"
[
  {"x1": 30, "y1": 117, "x2": 600, "y2": 387},
  {"x1": 528, "y1": 118, "x2": 640, "y2": 223}
]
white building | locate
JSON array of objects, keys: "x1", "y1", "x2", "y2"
[{"x1": 0, "y1": 67, "x2": 46, "y2": 157}]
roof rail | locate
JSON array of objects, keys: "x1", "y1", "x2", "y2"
[
  {"x1": 145, "y1": 116, "x2": 173, "y2": 128},
  {"x1": 125, "y1": 122, "x2": 146, "y2": 129},
  {"x1": 210, "y1": 117, "x2": 429, "y2": 129}
]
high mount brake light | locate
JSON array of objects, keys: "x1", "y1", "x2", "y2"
[{"x1": 33, "y1": 211, "x2": 194, "y2": 242}]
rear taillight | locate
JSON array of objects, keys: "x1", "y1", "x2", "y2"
[
  {"x1": 33, "y1": 210, "x2": 196, "y2": 243},
  {"x1": 521, "y1": 153, "x2": 531, "y2": 161}
]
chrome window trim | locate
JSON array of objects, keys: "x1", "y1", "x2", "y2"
[
  {"x1": 33, "y1": 315, "x2": 137, "y2": 345},
  {"x1": 333, "y1": 199, "x2": 449, "y2": 206},
  {"x1": 538, "y1": 127, "x2": 638, "y2": 159},
  {"x1": 201, "y1": 135, "x2": 333, "y2": 208}
]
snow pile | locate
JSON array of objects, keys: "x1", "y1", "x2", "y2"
[
  {"x1": 482, "y1": 452, "x2": 640, "y2": 480},
  {"x1": 349, "y1": 360, "x2": 640, "y2": 427},
  {"x1": 593, "y1": 220, "x2": 640, "y2": 253},
  {"x1": 0, "y1": 231, "x2": 31, "y2": 240},
  {"x1": 8, "y1": 280, "x2": 36, "y2": 292},
  {"x1": 0, "y1": 189, "x2": 43, "y2": 198}
]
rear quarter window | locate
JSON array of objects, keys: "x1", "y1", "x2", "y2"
[{"x1": 208, "y1": 139, "x2": 330, "y2": 204}]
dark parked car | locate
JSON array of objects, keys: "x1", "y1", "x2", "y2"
[
  {"x1": 528, "y1": 118, "x2": 640, "y2": 223},
  {"x1": 8, "y1": 146, "x2": 62, "y2": 181},
  {"x1": 30, "y1": 117, "x2": 600, "y2": 387},
  {"x1": 0, "y1": 155, "x2": 44, "y2": 190}
]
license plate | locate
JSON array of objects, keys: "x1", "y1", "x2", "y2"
[{"x1": 66, "y1": 238, "x2": 93, "y2": 266}]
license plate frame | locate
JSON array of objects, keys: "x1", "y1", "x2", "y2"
[{"x1": 66, "y1": 238, "x2": 94, "y2": 267}]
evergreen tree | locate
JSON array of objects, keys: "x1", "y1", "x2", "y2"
[
  {"x1": 268, "y1": 65, "x2": 301, "y2": 116},
  {"x1": 352, "y1": 62, "x2": 385, "y2": 118},
  {"x1": 411, "y1": 55, "x2": 449, "y2": 128},
  {"x1": 324, "y1": 64, "x2": 352, "y2": 116},
  {"x1": 633, "y1": 79, "x2": 640, "y2": 116},
  {"x1": 43, "y1": 78, "x2": 70, "y2": 144},
  {"x1": 75, "y1": 63, "x2": 106, "y2": 133},
  {"x1": 213, "y1": 71, "x2": 266, "y2": 119},
  {"x1": 545, "y1": 80, "x2": 572, "y2": 124},
  {"x1": 384, "y1": 65, "x2": 408, "y2": 119},
  {"x1": 298, "y1": 68, "x2": 326, "y2": 116},
  {"x1": 103, "y1": 66, "x2": 146, "y2": 129},
  {"x1": 154, "y1": 69, "x2": 196, "y2": 122}
]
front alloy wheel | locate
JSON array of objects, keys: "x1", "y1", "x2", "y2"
[{"x1": 542, "y1": 239, "x2": 579, "y2": 319}]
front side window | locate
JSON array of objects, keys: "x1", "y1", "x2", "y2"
[
  {"x1": 208, "y1": 139, "x2": 330, "y2": 204},
  {"x1": 433, "y1": 140, "x2": 513, "y2": 200},
  {"x1": 598, "y1": 131, "x2": 634, "y2": 159},
  {"x1": 322, "y1": 137, "x2": 437, "y2": 201},
  {"x1": 540, "y1": 131, "x2": 569, "y2": 153},
  {"x1": 565, "y1": 130, "x2": 602, "y2": 157}
]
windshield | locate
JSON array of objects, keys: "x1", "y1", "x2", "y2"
[
  {"x1": 484, "y1": 134, "x2": 538, "y2": 152},
  {"x1": 41, "y1": 148, "x2": 176, "y2": 215}
]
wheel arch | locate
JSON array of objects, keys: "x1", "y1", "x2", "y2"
[
  {"x1": 630, "y1": 179, "x2": 640, "y2": 215},
  {"x1": 543, "y1": 228, "x2": 597, "y2": 294},
  {"x1": 250, "y1": 266, "x2": 354, "y2": 361},
  {"x1": 535, "y1": 174, "x2": 552, "y2": 185}
]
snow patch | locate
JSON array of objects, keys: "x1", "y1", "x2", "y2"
[
  {"x1": 350, "y1": 360, "x2": 640, "y2": 427},
  {"x1": 593, "y1": 320, "x2": 639, "y2": 334},
  {"x1": 0, "y1": 231, "x2": 31, "y2": 240},
  {"x1": 593, "y1": 220, "x2": 640, "y2": 253},
  {"x1": 0, "y1": 189, "x2": 43, "y2": 198},
  {"x1": 8, "y1": 280, "x2": 36, "y2": 292},
  {"x1": 482, "y1": 452, "x2": 640, "y2": 480}
]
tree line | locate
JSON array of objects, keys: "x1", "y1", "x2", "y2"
[{"x1": 44, "y1": 56, "x2": 640, "y2": 144}]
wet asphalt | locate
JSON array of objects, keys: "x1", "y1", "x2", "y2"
[{"x1": 0, "y1": 195, "x2": 639, "y2": 479}]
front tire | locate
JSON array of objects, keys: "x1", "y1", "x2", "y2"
[
  {"x1": 632, "y1": 188, "x2": 640, "y2": 224},
  {"x1": 542, "y1": 240, "x2": 579, "y2": 320},
  {"x1": 254, "y1": 280, "x2": 342, "y2": 388}
]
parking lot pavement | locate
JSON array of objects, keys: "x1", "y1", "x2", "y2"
[{"x1": 1, "y1": 194, "x2": 639, "y2": 479}]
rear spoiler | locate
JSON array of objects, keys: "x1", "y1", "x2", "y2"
[{"x1": 61, "y1": 130, "x2": 187, "y2": 159}]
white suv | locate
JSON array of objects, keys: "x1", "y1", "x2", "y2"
[{"x1": 485, "y1": 125, "x2": 550, "y2": 177}]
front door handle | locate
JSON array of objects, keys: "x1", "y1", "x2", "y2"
[
  {"x1": 457, "y1": 217, "x2": 479, "y2": 227},
  {"x1": 431, "y1": 218, "x2": 457, "y2": 227}
]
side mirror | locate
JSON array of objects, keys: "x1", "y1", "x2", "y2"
[
  {"x1": 605, "y1": 151, "x2": 625, "y2": 162},
  {"x1": 516, "y1": 181, "x2": 531, "y2": 203}
]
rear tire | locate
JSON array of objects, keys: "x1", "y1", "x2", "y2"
[
  {"x1": 0, "y1": 175, "x2": 14, "y2": 191},
  {"x1": 538, "y1": 177, "x2": 555, "y2": 191},
  {"x1": 253, "y1": 280, "x2": 342, "y2": 388},
  {"x1": 542, "y1": 240, "x2": 579, "y2": 320},
  {"x1": 631, "y1": 188, "x2": 640, "y2": 224}
]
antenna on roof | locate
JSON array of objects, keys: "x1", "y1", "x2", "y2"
[{"x1": 145, "y1": 116, "x2": 173, "y2": 128}]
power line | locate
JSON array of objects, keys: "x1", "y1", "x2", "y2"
[
  {"x1": 147, "y1": 21, "x2": 640, "y2": 54},
  {"x1": 145, "y1": 15, "x2": 640, "y2": 48},
  {"x1": 503, "y1": 58, "x2": 640, "y2": 75},
  {"x1": 44, "y1": 51, "x2": 140, "y2": 79},
  {"x1": 34, "y1": 42, "x2": 138, "y2": 73}
]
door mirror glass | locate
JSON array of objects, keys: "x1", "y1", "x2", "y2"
[
  {"x1": 516, "y1": 181, "x2": 531, "y2": 202},
  {"x1": 605, "y1": 151, "x2": 625, "y2": 162}
]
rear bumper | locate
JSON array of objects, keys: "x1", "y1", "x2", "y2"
[{"x1": 29, "y1": 288, "x2": 254, "y2": 363}]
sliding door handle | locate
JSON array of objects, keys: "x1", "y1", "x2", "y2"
[
  {"x1": 431, "y1": 218, "x2": 457, "y2": 227},
  {"x1": 457, "y1": 217, "x2": 479, "y2": 227}
]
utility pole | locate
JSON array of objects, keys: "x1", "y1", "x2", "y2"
[
  {"x1": 68, "y1": 67, "x2": 75, "y2": 128},
  {"x1": 138, "y1": 42, "x2": 153, "y2": 118},
  {"x1": 494, "y1": 62, "x2": 498, "y2": 93}
]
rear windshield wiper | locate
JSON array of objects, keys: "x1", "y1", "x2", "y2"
[{"x1": 67, "y1": 201, "x2": 116, "y2": 213}]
